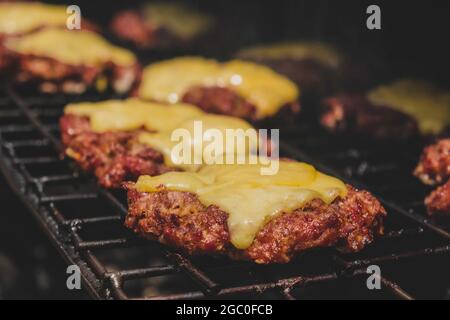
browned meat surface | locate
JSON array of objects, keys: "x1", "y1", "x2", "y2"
[
  {"x1": 182, "y1": 86, "x2": 258, "y2": 120},
  {"x1": 414, "y1": 139, "x2": 450, "y2": 218},
  {"x1": 60, "y1": 114, "x2": 173, "y2": 188},
  {"x1": 181, "y1": 86, "x2": 300, "y2": 121},
  {"x1": 110, "y1": 10, "x2": 183, "y2": 49},
  {"x1": 321, "y1": 94, "x2": 419, "y2": 140},
  {"x1": 414, "y1": 139, "x2": 450, "y2": 185},
  {"x1": 425, "y1": 180, "x2": 450, "y2": 217},
  {"x1": 9, "y1": 53, "x2": 141, "y2": 94},
  {"x1": 124, "y1": 184, "x2": 386, "y2": 264}
]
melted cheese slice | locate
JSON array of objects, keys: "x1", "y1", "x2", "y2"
[
  {"x1": 368, "y1": 79, "x2": 450, "y2": 134},
  {"x1": 0, "y1": 3, "x2": 68, "y2": 35},
  {"x1": 65, "y1": 98, "x2": 204, "y2": 133},
  {"x1": 142, "y1": 3, "x2": 212, "y2": 39},
  {"x1": 138, "y1": 57, "x2": 299, "y2": 118},
  {"x1": 5, "y1": 28, "x2": 136, "y2": 67},
  {"x1": 135, "y1": 161, "x2": 348, "y2": 249},
  {"x1": 138, "y1": 114, "x2": 257, "y2": 171},
  {"x1": 237, "y1": 42, "x2": 342, "y2": 68},
  {"x1": 65, "y1": 99, "x2": 257, "y2": 171}
]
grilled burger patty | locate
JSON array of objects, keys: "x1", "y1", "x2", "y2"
[
  {"x1": 110, "y1": 10, "x2": 183, "y2": 49},
  {"x1": 110, "y1": 3, "x2": 212, "y2": 49},
  {"x1": 414, "y1": 139, "x2": 450, "y2": 217},
  {"x1": 425, "y1": 180, "x2": 450, "y2": 217},
  {"x1": 414, "y1": 139, "x2": 450, "y2": 186},
  {"x1": 11, "y1": 54, "x2": 141, "y2": 95},
  {"x1": 0, "y1": 2, "x2": 99, "y2": 73},
  {"x1": 321, "y1": 80, "x2": 450, "y2": 140},
  {"x1": 60, "y1": 114, "x2": 173, "y2": 188},
  {"x1": 136, "y1": 57, "x2": 300, "y2": 121},
  {"x1": 3, "y1": 29, "x2": 140, "y2": 94},
  {"x1": 235, "y1": 42, "x2": 342, "y2": 97},
  {"x1": 321, "y1": 94, "x2": 419, "y2": 140},
  {"x1": 125, "y1": 184, "x2": 386, "y2": 264},
  {"x1": 59, "y1": 98, "x2": 259, "y2": 188}
]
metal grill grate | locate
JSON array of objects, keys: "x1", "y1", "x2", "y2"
[{"x1": 0, "y1": 87, "x2": 449, "y2": 300}]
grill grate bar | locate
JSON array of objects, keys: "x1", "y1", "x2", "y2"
[
  {"x1": 75, "y1": 238, "x2": 131, "y2": 250},
  {"x1": 36, "y1": 174, "x2": 77, "y2": 183},
  {"x1": 382, "y1": 227, "x2": 425, "y2": 240},
  {"x1": 380, "y1": 277, "x2": 415, "y2": 301},
  {"x1": 4, "y1": 139, "x2": 49, "y2": 147},
  {"x1": 0, "y1": 124, "x2": 36, "y2": 132},
  {"x1": 166, "y1": 252, "x2": 220, "y2": 293},
  {"x1": 108, "y1": 265, "x2": 177, "y2": 281},
  {"x1": 40, "y1": 193, "x2": 98, "y2": 203},
  {"x1": 12, "y1": 156, "x2": 59, "y2": 164},
  {"x1": 343, "y1": 245, "x2": 450, "y2": 269},
  {"x1": 70, "y1": 215, "x2": 123, "y2": 225},
  {"x1": 351, "y1": 269, "x2": 415, "y2": 300}
]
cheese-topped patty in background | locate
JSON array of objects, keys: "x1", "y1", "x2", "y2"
[
  {"x1": 61, "y1": 98, "x2": 263, "y2": 187},
  {"x1": 367, "y1": 79, "x2": 450, "y2": 135},
  {"x1": 321, "y1": 79, "x2": 450, "y2": 140},
  {"x1": 4, "y1": 28, "x2": 139, "y2": 94},
  {"x1": 236, "y1": 42, "x2": 343, "y2": 97},
  {"x1": 110, "y1": 2, "x2": 213, "y2": 49},
  {"x1": 137, "y1": 57, "x2": 300, "y2": 120}
]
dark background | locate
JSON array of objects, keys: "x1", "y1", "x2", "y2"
[{"x1": 65, "y1": 0, "x2": 450, "y2": 86}]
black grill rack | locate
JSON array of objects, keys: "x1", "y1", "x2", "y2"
[{"x1": 0, "y1": 87, "x2": 449, "y2": 300}]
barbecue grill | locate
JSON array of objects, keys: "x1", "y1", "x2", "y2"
[
  {"x1": 0, "y1": 0, "x2": 449, "y2": 300},
  {"x1": 0, "y1": 86, "x2": 448, "y2": 300}
]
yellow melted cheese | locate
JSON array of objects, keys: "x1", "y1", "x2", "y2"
[
  {"x1": 135, "y1": 161, "x2": 348, "y2": 249},
  {"x1": 0, "y1": 3, "x2": 68, "y2": 35},
  {"x1": 138, "y1": 57, "x2": 299, "y2": 118},
  {"x1": 142, "y1": 3, "x2": 212, "y2": 39},
  {"x1": 138, "y1": 114, "x2": 257, "y2": 171},
  {"x1": 237, "y1": 42, "x2": 342, "y2": 68},
  {"x1": 65, "y1": 98, "x2": 203, "y2": 133},
  {"x1": 65, "y1": 99, "x2": 257, "y2": 171},
  {"x1": 368, "y1": 79, "x2": 450, "y2": 134},
  {"x1": 5, "y1": 28, "x2": 136, "y2": 67}
]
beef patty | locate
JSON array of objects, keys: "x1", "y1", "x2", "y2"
[
  {"x1": 2, "y1": 27, "x2": 140, "y2": 95},
  {"x1": 414, "y1": 139, "x2": 450, "y2": 217},
  {"x1": 60, "y1": 114, "x2": 173, "y2": 188},
  {"x1": 110, "y1": 10, "x2": 182, "y2": 49},
  {"x1": 8, "y1": 53, "x2": 141, "y2": 95},
  {"x1": 425, "y1": 180, "x2": 450, "y2": 218},
  {"x1": 414, "y1": 138, "x2": 450, "y2": 186},
  {"x1": 321, "y1": 94, "x2": 419, "y2": 140},
  {"x1": 124, "y1": 184, "x2": 386, "y2": 264}
]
